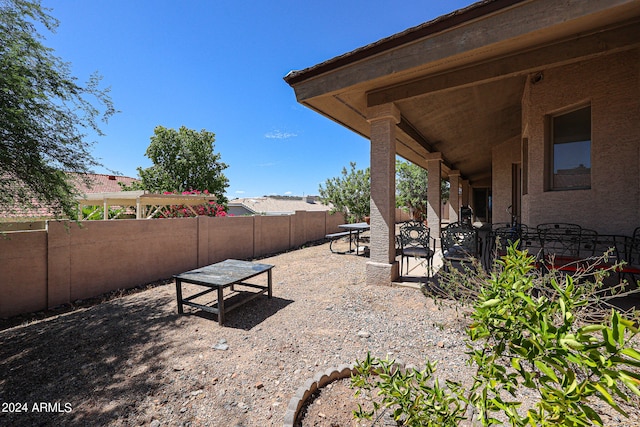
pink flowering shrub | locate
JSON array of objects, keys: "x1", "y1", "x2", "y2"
[{"x1": 158, "y1": 190, "x2": 229, "y2": 218}]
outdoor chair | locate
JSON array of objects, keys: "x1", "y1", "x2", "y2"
[
  {"x1": 537, "y1": 223, "x2": 582, "y2": 272},
  {"x1": 582, "y1": 233, "x2": 629, "y2": 281},
  {"x1": 485, "y1": 223, "x2": 529, "y2": 267},
  {"x1": 397, "y1": 220, "x2": 435, "y2": 276},
  {"x1": 585, "y1": 230, "x2": 640, "y2": 286},
  {"x1": 492, "y1": 223, "x2": 528, "y2": 248},
  {"x1": 620, "y1": 231, "x2": 640, "y2": 285},
  {"x1": 441, "y1": 222, "x2": 479, "y2": 272}
]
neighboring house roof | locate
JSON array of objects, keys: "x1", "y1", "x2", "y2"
[
  {"x1": 73, "y1": 174, "x2": 139, "y2": 195},
  {"x1": 1, "y1": 173, "x2": 139, "y2": 219},
  {"x1": 228, "y1": 196, "x2": 332, "y2": 216}
]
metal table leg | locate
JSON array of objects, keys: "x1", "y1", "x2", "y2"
[
  {"x1": 217, "y1": 286, "x2": 225, "y2": 326},
  {"x1": 176, "y1": 280, "x2": 184, "y2": 314}
]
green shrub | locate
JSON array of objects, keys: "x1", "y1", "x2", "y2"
[{"x1": 352, "y1": 244, "x2": 640, "y2": 426}]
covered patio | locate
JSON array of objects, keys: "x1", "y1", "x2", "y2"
[{"x1": 285, "y1": 0, "x2": 640, "y2": 285}]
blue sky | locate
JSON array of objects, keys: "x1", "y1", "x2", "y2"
[{"x1": 41, "y1": 0, "x2": 472, "y2": 198}]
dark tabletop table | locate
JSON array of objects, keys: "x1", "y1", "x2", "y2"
[
  {"x1": 174, "y1": 259, "x2": 274, "y2": 326},
  {"x1": 338, "y1": 222, "x2": 370, "y2": 254}
]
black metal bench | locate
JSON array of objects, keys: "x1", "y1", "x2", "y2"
[{"x1": 325, "y1": 231, "x2": 352, "y2": 253}]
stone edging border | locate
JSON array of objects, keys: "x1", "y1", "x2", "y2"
[
  {"x1": 283, "y1": 359, "x2": 482, "y2": 427},
  {"x1": 282, "y1": 360, "x2": 410, "y2": 427},
  {"x1": 282, "y1": 363, "x2": 355, "y2": 427}
]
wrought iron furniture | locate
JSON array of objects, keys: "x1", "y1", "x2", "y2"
[
  {"x1": 326, "y1": 222, "x2": 370, "y2": 255},
  {"x1": 537, "y1": 225, "x2": 630, "y2": 278},
  {"x1": 174, "y1": 259, "x2": 274, "y2": 326},
  {"x1": 621, "y1": 231, "x2": 640, "y2": 284},
  {"x1": 484, "y1": 223, "x2": 530, "y2": 268},
  {"x1": 441, "y1": 222, "x2": 479, "y2": 271},
  {"x1": 537, "y1": 223, "x2": 583, "y2": 272},
  {"x1": 397, "y1": 220, "x2": 435, "y2": 276}
]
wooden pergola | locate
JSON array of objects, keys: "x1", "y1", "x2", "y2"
[{"x1": 76, "y1": 191, "x2": 219, "y2": 220}]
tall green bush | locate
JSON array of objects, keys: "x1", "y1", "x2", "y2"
[
  {"x1": 352, "y1": 245, "x2": 640, "y2": 426},
  {"x1": 318, "y1": 162, "x2": 370, "y2": 223}
]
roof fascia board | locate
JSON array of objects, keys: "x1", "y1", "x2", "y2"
[
  {"x1": 284, "y1": 0, "x2": 525, "y2": 85},
  {"x1": 287, "y1": 0, "x2": 637, "y2": 102}
]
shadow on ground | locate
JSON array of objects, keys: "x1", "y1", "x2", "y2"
[
  {"x1": 0, "y1": 293, "x2": 178, "y2": 426},
  {"x1": 185, "y1": 295, "x2": 294, "y2": 330}
]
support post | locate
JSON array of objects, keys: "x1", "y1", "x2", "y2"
[
  {"x1": 427, "y1": 154, "x2": 443, "y2": 248},
  {"x1": 366, "y1": 103, "x2": 400, "y2": 285},
  {"x1": 461, "y1": 179, "x2": 471, "y2": 207},
  {"x1": 448, "y1": 171, "x2": 461, "y2": 224}
]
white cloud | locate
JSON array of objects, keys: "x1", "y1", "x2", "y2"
[
  {"x1": 235, "y1": 190, "x2": 245, "y2": 194},
  {"x1": 284, "y1": 191, "x2": 292, "y2": 195},
  {"x1": 264, "y1": 129, "x2": 298, "y2": 139}
]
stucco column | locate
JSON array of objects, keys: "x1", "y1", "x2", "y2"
[
  {"x1": 366, "y1": 103, "x2": 400, "y2": 285},
  {"x1": 448, "y1": 171, "x2": 461, "y2": 224},
  {"x1": 426, "y1": 153, "x2": 443, "y2": 247},
  {"x1": 461, "y1": 179, "x2": 471, "y2": 207}
]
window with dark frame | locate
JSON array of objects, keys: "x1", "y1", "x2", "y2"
[{"x1": 550, "y1": 106, "x2": 591, "y2": 190}]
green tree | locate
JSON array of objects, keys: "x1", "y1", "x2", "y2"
[
  {"x1": 125, "y1": 126, "x2": 229, "y2": 204},
  {"x1": 396, "y1": 160, "x2": 449, "y2": 220},
  {"x1": 0, "y1": 0, "x2": 116, "y2": 218},
  {"x1": 319, "y1": 162, "x2": 370, "y2": 223}
]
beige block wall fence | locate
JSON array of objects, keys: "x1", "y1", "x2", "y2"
[{"x1": 0, "y1": 211, "x2": 349, "y2": 318}]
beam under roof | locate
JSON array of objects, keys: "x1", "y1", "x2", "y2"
[{"x1": 368, "y1": 19, "x2": 640, "y2": 106}]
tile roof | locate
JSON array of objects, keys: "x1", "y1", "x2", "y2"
[
  {"x1": 1, "y1": 173, "x2": 139, "y2": 219},
  {"x1": 72, "y1": 173, "x2": 139, "y2": 195}
]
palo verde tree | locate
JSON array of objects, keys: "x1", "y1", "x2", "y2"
[
  {"x1": 0, "y1": 0, "x2": 116, "y2": 218},
  {"x1": 123, "y1": 125, "x2": 229, "y2": 205},
  {"x1": 319, "y1": 162, "x2": 370, "y2": 223},
  {"x1": 396, "y1": 159, "x2": 450, "y2": 221}
]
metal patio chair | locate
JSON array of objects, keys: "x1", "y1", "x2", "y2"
[
  {"x1": 397, "y1": 220, "x2": 435, "y2": 276},
  {"x1": 441, "y1": 222, "x2": 479, "y2": 272}
]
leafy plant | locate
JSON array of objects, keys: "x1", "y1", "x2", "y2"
[
  {"x1": 353, "y1": 354, "x2": 467, "y2": 426},
  {"x1": 396, "y1": 160, "x2": 450, "y2": 221},
  {"x1": 1, "y1": 0, "x2": 116, "y2": 219},
  {"x1": 318, "y1": 162, "x2": 370, "y2": 223},
  {"x1": 352, "y1": 244, "x2": 640, "y2": 426},
  {"x1": 122, "y1": 126, "x2": 229, "y2": 204},
  {"x1": 77, "y1": 205, "x2": 129, "y2": 220}
]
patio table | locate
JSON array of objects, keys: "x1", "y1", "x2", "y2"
[
  {"x1": 174, "y1": 259, "x2": 274, "y2": 326},
  {"x1": 338, "y1": 222, "x2": 370, "y2": 255}
]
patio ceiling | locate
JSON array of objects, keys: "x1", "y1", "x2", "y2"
[{"x1": 285, "y1": 0, "x2": 640, "y2": 187}]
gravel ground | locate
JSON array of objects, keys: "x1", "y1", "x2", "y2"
[{"x1": 0, "y1": 240, "x2": 638, "y2": 426}]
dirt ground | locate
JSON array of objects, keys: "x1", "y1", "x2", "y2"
[{"x1": 1, "y1": 240, "x2": 639, "y2": 426}]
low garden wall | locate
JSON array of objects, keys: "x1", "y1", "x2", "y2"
[{"x1": 0, "y1": 211, "x2": 345, "y2": 318}]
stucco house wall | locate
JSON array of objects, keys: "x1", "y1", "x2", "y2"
[
  {"x1": 520, "y1": 49, "x2": 640, "y2": 235},
  {"x1": 492, "y1": 136, "x2": 521, "y2": 225}
]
